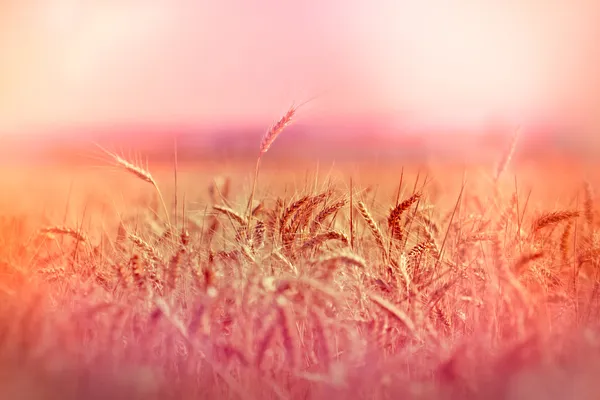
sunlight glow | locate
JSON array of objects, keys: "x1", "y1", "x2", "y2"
[{"x1": 1, "y1": 0, "x2": 599, "y2": 134}]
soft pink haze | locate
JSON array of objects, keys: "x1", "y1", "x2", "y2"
[{"x1": 2, "y1": 0, "x2": 600, "y2": 136}]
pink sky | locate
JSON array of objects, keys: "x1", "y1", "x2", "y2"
[{"x1": 2, "y1": 0, "x2": 600, "y2": 136}]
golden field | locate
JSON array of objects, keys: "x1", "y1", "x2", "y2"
[{"x1": 0, "y1": 127, "x2": 600, "y2": 400}]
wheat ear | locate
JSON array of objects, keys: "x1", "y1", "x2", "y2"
[
  {"x1": 494, "y1": 126, "x2": 521, "y2": 182},
  {"x1": 246, "y1": 106, "x2": 296, "y2": 231},
  {"x1": 246, "y1": 98, "x2": 318, "y2": 229},
  {"x1": 356, "y1": 201, "x2": 388, "y2": 261},
  {"x1": 95, "y1": 144, "x2": 171, "y2": 229},
  {"x1": 40, "y1": 226, "x2": 87, "y2": 242},
  {"x1": 531, "y1": 211, "x2": 579, "y2": 233},
  {"x1": 213, "y1": 205, "x2": 248, "y2": 226}
]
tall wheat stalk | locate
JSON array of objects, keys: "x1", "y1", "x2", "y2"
[
  {"x1": 246, "y1": 98, "x2": 316, "y2": 231},
  {"x1": 95, "y1": 144, "x2": 172, "y2": 229},
  {"x1": 494, "y1": 126, "x2": 521, "y2": 183}
]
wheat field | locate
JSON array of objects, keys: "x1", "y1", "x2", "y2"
[{"x1": 0, "y1": 119, "x2": 599, "y2": 400}]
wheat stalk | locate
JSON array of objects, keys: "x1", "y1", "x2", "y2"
[
  {"x1": 561, "y1": 220, "x2": 573, "y2": 264},
  {"x1": 356, "y1": 201, "x2": 388, "y2": 261},
  {"x1": 300, "y1": 231, "x2": 349, "y2": 253},
  {"x1": 280, "y1": 196, "x2": 309, "y2": 230},
  {"x1": 388, "y1": 192, "x2": 421, "y2": 241},
  {"x1": 531, "y1": 211, "x2": 579, "y2": 233},
  {"x1": 310, "y1": 198, "x2": 347, "y2": 235},
  {"x1": 494, "y1": 126, "x2": 521, "y2": 182},
  {"x1": 40, "y1": 226, "x2": 87, "y2": 242},
  {"x1": 367, "y1": 292, "x2": 418, "y2": 338},
  {"x1": 95, "y1": 144, "x2": 171, "y2": 229},
  {"x1": 251, "y1": 221, "x2": 266, "y2": 252},
  {"x1": 128, "y1": 233, "x2": 162, "y2": 263},
  {"x1": 213, "y1": 205, "x2": 248, "y2": 226},
  {"x1": 584, "y1": 181, "x2": 594, "y2": 228},
  {"x1": 246, "y1": 97, "x2": 319, "y2": 229}
]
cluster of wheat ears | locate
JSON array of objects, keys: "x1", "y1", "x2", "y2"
[{"x1": 2, "y1": 108, "x2": 600, "y2": 400}]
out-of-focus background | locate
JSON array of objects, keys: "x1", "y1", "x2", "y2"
[{"x1": 1, "y1": 0, "x2": 600, "y2": 163}]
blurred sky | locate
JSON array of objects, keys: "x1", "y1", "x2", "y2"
[{"x1": 2, "y1": 0, "x2": 600, "y2": 135}]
